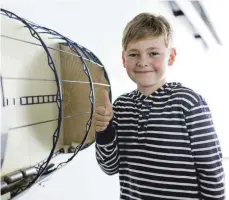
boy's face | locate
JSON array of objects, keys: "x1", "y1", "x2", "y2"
[{"x1": 122, "y1": 36, "x2": 176, "y2": 88}]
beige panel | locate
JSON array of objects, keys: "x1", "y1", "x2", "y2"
[
  {"x1": 1, "y1": 37, "x2": 61, "y2": 80},
  {"x1": 6, "y1": 104, "x2": 58, "y2": 128},
  {"x1": 3, "y1": 80, "x2": 58, "y2": 100},
  {"x1": 1, "y1": 14, "x2": 63, "y2": 176},
  {"x1": 59, "y1": 44, "x2": 110, "y2": 145},
  {"x1": 1, "y1": 14, "x2": 61, "y2": 54},
  {"x1": 59, "y1": 44, "x2": 89, "y2": 82},
  {"x1": 84, "y1": 59, "x2": 108, "y2": 84},
  {"x1": 1, "y1": 15, "x2": 40, "y2": 45},
  {"x1": 1, "y1": 121, "x2": 63, "y2": 176}
]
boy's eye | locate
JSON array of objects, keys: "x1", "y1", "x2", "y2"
[
  {"x1": 150, "y1": 52, "x2": 159, "y2": 56},
  {"x1": 128, "y1": 53, "x2": 138, "y2": 57}
]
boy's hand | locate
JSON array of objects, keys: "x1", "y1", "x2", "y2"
[{"x1": 93, "y1": 89, "x2": 113, "y2": 132}]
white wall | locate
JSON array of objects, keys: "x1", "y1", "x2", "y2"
[{"x1": 1, "y1": 0, "x2": 228, "y2": 199}]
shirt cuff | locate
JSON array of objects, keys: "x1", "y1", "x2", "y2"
[{"x1": 95, "y1": 122, "x2": 116, "y2": 145}]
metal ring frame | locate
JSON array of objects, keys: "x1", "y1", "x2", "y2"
[{"x1": 1, "y1": 8, "x2": 112, "y2": 197}]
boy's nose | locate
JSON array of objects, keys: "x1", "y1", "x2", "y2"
[
  {"x1": 137, "y1": 63, "x2": 148, "y2": 68},
  {"x1": 136, "y1": 58, "x2": 150, "y2": 68}
]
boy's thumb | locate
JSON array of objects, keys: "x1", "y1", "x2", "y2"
[{"x1": 102, "y1": 89, "x2": 112, "y2": 113}]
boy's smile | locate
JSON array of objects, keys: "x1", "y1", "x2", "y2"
[{"x1": 122, "y1": 36, "x2": 176, "y2": 95}]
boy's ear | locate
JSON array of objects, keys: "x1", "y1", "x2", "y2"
[
  {"x1": 122, "y1": 51, "x2": 126, "y2": 68},
  {"x1": 168, "y1": 48, "x2": 177, "y2": 66}
]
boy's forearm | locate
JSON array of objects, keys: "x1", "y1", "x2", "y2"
[
  {"x1": 95, "y1": 122, "x2": 119, "y2": 175},
  {"x1": 95, "y1": 122, "x2": 116, "y2": 145}
]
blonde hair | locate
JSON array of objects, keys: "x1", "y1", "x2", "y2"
[{"x1": 122, "y1": 13, "x2": 173, "y2": 50}]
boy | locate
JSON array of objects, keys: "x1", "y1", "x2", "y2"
[{"x1": 93, "y1": 13, "x2": 225, "y2": 200}]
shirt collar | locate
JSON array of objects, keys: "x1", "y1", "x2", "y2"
[{"x1": 134, "y1": 82, "x2": 181, "y2": 101}]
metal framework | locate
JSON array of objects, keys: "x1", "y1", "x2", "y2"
[{"x1": 1, "y1": 8, "x2": 112, "y2": 198}]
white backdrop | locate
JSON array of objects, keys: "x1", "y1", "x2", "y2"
[{"x1": 1, "y1": 0, "x2": 228, "y2": 199}]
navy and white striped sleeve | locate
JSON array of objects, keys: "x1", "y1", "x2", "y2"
[
  {"x1": 95, "y1": 100, "x2": 120, "y2": 175},
  {"x1": 185, "y1": 99, "x2": 225, "y2": 200}
]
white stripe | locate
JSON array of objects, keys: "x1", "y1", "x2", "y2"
[
  {"x1": 199, "y1": 177, "x2": 224, "y2": 185},
  {"x1": 120, "y1": 155, "x2": 194, "y2": 165},
  {"x1": 151, "y1": 104, "x2": 185, "y2": 110},
  {"x1": 199, "y1": 171, "x2": 224, "y2": 178},
  {"x1": 96, "y1": 152, "x2": 104, "y2": 161},
  {"x1": 138, "y1": 119, "x2": 148, "y2": 123},
  {"x1": 196, "y1": 158, "x2": 222, "y2": 165},
  {"x1": 147, "y1": 96, "x2": 194, "y2": 106},
  {"x1": 201, "y1": 191, "x2": 225, "y2": 198},
  {"x1": 197, "y1": 165, "x2": 223, "y2": 172},
  {"x1": 118, "y1": 136, "x2": 189, "y2": 143},
  {"x1": 121, "y1": 160, "x2": 196, "y2": 172},
  {"x1": 97, "y1": 144, "x2": 117, "y2": 157},
  {"x1": 100, "y1": 155, "x2": 119, "y2": 168},
  {"x1": 186, "y1": 118, "x2": 212, "y2": 126},
  {"x1": 200, "y1": 184, "x2": 225, "y2": 192},
  {"x1": 120, "y1": 117, "x2": 138, "y2": 121},
  {"x1": 131, "y1": 97, "x2": 194, "y2": 106},
  {"x1": 182, "y1": 97, "x2": 195, "y2": 106},
  {"x1": 148, "y1": 117, "x2": 185, "y2": 121},
  {"x1": 119, "y1": 148, "x2": 193, "y2": 158},
  {"x1": 120, "y1": 192, "x2": 142, "y2": 200},
  {"x1": 190, "y1": 131, "x2": 215, "y2": 139},
  {"x1": 116, "y1": 105, "x2": 137, "y2": 110},
  {"x1": 101, "y1": 167, "x2": 118, "y2": 175},
  {"x1": 103, "y1": 146, "x2": 115, "y2": 152},
  {"x1": 189, "y1": 125, "x2": 214, "y2": 132},
  {"x1": 120, "y1": 174, "x2": 198, "y2": 187},
  {"x1": 147, "y1": 124, "x2": 186, "y2": 128},
  {"x1": 151, "y1": 91, "x2": 195, "y2": 99},
  {"x1": 113, "y1": 120, "x2": 118, "y2": 126},
  {"x1": 191, "y1": 138, "x2": 218, "y2": 146},
  {"x1": 119, "y1": 142, "x2": 192, "y2": 151},
  {"x1": 139, "y1": 108, "x2": 150, "y2": 112},
  {"x1": 168, "y1": 90, "x2": 198, "y2": 102},
  {"x1": 192, "y1": 144, "x2": 220, "y2": 152},
  {"x1": 121, "y1": 179, "x2": 198, "y2": 194},
  {"x1": 117, "y1": 129, "x2": 136, "y2": 133},
  {"x1": 153, "y1": 94, "x2": 170, "y2": 99},
  {"x1": 99, "y1": 162, "x2": 118, "y2": 172},
  {"x1": 119, "y1": 123, "x2": 138, "y2": 127},
  {"x1": 96, "y1": 135, "x2": 117, "y2": 148},
  {"x1": 118, "y1": 129, "x2": 188, "y2": 136},
  {"x1": 119, "y1": 167, "x2": 197, "y2": 180},
  {"x1": 104, "y1": 147, "x2": 119, "y2": 165},
  {"x1": 180, "y1": 104, "x2": 189, "y2": 112},
  {"x1": 120, "y1": 185, "x2": 199, "y2": 200},
  {"x1": 96, "y1": 146, "x2": 108, "y2": 158},
  {"x1": 118, "y1": 100, "x2": 135, "y2": 105},
  {"x1": 119, "y1": 96, "x2": 135, "y2": 100},
  {"x1": 117, "y1": 104, "x2": 182, "y2": 111},
  {"x1": 150, "y1": 111, "x2": 183, "y2": 115},
  {"x1": 116, "y1": 111, "x2": 138, "y2": 115},
  {"x1": 190, "y1": 105, "x2": 209, "y2": 112},
  {"x1": 186, "y1": 111, "x2": 211, "y2": 119},
  {"x1": 195, "y1": 151, "x2": 222, "y2": 158}
]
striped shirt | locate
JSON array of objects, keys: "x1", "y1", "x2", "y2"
[{"x1": 95, "y1": 82, "x2": 225, "y2": 200}]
